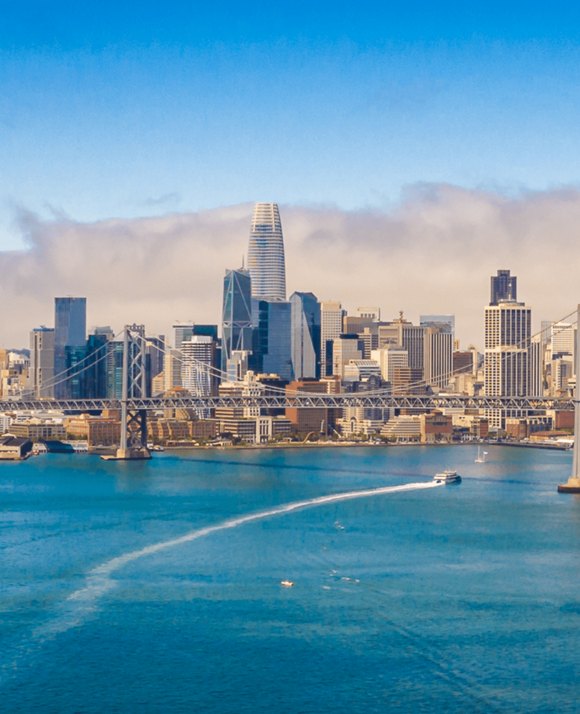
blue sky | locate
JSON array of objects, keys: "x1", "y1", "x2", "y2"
[{"x1": 2, "y1": 1, "x2": 580, "y2": 249}]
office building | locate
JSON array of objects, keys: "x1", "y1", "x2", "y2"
[
  {"x1": 247, "y1": 202, "x2": 286, "y2": 301},
  {"x1": 54, "y1": 297, "x2": 87, "y2": 399},
  {"x1": 251, "y1": 299, "x2": 293, "y2": 381},
  {"x1": 222, "y1": 268, "x2": 253, "y2": 371},
  {"x1": 423, "y1": 326, "x2": 453, "y2": 389},
  {"x1": 290, "y1": 291, "x2": 321, "y2": 380},
  {"x1": 332, "y1": 334, "x2": 363, "y2": 379},
  {"x1": 320, "y1": 300, "x2": 345, "y2": 376},
  {"x1": 181, "y1": 336, "x2": 217, "y2": 417},
  {"x1": 490, "y1": 269, "x2": 517, "y2": 305},
  {"x1": 484, "y1": 300, "x2": 531, "y2": 428},
  {"x1": 29, "y1": 327, "x2": 55, "y2": 398}
]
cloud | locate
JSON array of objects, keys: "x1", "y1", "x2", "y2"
[{"x1": 1, "y1": 185, "x2": 579, "y2": 349}]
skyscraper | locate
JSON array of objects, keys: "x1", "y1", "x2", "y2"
[
  {"x1": 290, "y1": 291, "x2": 321, "y2": 380},
  {"x1": 29, "y1": 327, "x2": 55, "y2": 397},
  {"x1": 484, "y1": 301, "x2": 531, "y2": 428},
  {"x1": 490, "y1": 269, "x2": 517, "y2": 305},
  {"x1": 247, "y1": 202, "x2": 286, "y2": 301},
  {"x1": 54, "y1": 297, "x2": 87, "y2": 399},
  {"x1": 251, "y1": 299, "x2": 293, "y2": 381},
  {"x1": 320, "y1": 301, "x2": 345, "y2": 377},
  {"x1": 222, "y1": 268, "x2": 253, "y2": 371}
]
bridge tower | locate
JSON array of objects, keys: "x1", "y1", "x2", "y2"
[
  {"x1": 558, "y1": 304, "x2": 580, "y2": 493},
  {"x1": 114, "y1": 324, "x2": 151, "y2": 461}
]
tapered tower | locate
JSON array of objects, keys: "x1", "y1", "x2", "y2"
[{"x1": 247, "y1": 202, "x2": 286, "y2": 301}]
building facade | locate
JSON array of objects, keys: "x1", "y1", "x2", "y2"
[
  {"x1": 247, "y1": 202, "x2": 286, "y2": 301},
  {"x1": 222, "y1": 268, "x2": 253, "y2": 371},
  {"x1": 290, "y1": 291, "x2": 321, "y2": 380}
]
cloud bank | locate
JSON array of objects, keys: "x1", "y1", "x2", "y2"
[{"x1": 1, "y1": 184, "x2": 579, "y2": 349}]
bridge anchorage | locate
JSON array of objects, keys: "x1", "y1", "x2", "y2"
[{"x1": 101, "y1": 324, "x2": 151, "y2": 462}]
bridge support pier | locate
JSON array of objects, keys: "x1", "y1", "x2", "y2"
[
  {"x1": 103, "y1": 325, "x2": 151, "y2": 461},
  {"x1": 558, "y1": 304, "x2": 580, "y2": 493}
]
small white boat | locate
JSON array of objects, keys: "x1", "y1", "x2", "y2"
[
  {"x1": 280, "y1": 580, "x2": 295, "y2": 588},
  {"x1": 475, "y1": 446, "x2": 488, "y2": 463},
  {"x1": 433, "y1": 470, "x2": 462, "y2": 485}
]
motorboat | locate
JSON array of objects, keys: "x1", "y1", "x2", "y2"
[
  {"x1": 280, "y1": 580, "x2": 295, "y2": 588},
  {"x1": 433, "y1": 470, "x2": 462, "y2": 485}
]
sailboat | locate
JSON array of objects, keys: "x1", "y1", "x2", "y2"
[{"x1": 475, "y1": 446, "x2": 488, "y2": 463}]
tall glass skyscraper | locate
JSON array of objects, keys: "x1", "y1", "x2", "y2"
[
  {"x1": 222, "y1": 268, "x2": 253, "y2": 371},
  {"x1": 247, "y1": 202, "x2": 286, "y2": 301},
  {"x1": 290, "y1": 291, "x2": 321, "y2": 380},
  {"x1": 54, "y1": 297, "x2": 87, "y2": 399},
  {"x1": 251, "y1": 299, "x2": 293, "y2": 381}
]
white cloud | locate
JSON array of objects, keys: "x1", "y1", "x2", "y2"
[{"x1": 1, "y1": 185, "x2": 579, "y2": 348}]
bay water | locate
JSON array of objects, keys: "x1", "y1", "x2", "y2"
[{"x1": 1, "y1": 445, "x2": 579, "y2": 713}]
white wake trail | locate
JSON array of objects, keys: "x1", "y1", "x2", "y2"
[{"x1": 34, "y1": 480, "x2": 441, "y2": 639}]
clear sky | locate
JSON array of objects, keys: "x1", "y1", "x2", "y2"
[{"x1": 2, "y1": 1, "x2": 580, "y2": 250}]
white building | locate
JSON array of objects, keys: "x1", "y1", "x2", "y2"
[
  {"x1": 320, "y1": 300, "x2": 345, "y2": 376},
  {"x1": 484, "y1": 300, "x2": 531, "y2": 428}
]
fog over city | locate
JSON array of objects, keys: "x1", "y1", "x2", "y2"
[{"x1": 2, "y1": 183, "x2": 578, "y2": 348}]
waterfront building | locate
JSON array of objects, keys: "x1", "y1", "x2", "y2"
[
  {"x1": 247, "y1": 202, "x2": 286, "y2": 301},
  {"x1": 290, "y1": 291, "x2": 321, "y2": 380},
  {"x1": 285, "y1": 379, "x2": 328, "y2": 436},
  {"x1": 321, "y1": 301, "x2": 345, "y2": 376},
  {"x1": 490, "y1": 269, "x2": 517, "y2": 305},
  {"x1": 29, "y1": 327, "x2": 55, "y2": 398},
  {"x1": 54, "y1": 297, "x2": 87, "y2": 399},
  {"x1": 222, "y1": 268, "x2": 253, "y2": 371}
]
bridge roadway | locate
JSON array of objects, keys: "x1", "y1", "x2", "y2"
[{"x1": 0, "y1": 394, "x2": 575, "y2": 412}]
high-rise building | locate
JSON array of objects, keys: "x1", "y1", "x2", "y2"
[
  {"x1": 484, "y1": 300, "x2": 531, "y2": 428},
  {"x1": 332, "y1": 334, "x2": 363, "y2": 379},
  {"x1": 29, "y1": 327, "x2": 55, "y2": 397},
  {"x1": 371, "y1": 345, "x2": 409, "y2": 385},
  {"x1": 490, "y1": 269, "x2": 517, "y2": 305},
  {"x1": 247, "y1": 202, "x2": 286, "y2": 301},
  {"x1": 85, "y1": 328, "x2": 113, "y2": 399},
  {"x1": 320, "y1": 301, "x2": 345, "y2": 377},
  {"x1": 290, "y1": 291, "x2": 321, "y2": 380},
  {"x1": 222, "y1": 268, "x2": 253, "y2": 371},
  {"x1": 54, "y1": 297, "x2": 87, "y2": 399},
  {"x1": 251, "y1": 299, "x2": 293, "y2": 381},
  {"x1": 423, "y1": 326, "x2": 453, "y2": 389}
]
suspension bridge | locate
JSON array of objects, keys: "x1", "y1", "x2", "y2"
[{"x1": 4, "y1": 309, "x2": 580, "y2": 492}]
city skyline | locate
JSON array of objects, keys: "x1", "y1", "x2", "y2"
[{"x1": 0, "y1": 192, "x2": 578, "y2": 350}]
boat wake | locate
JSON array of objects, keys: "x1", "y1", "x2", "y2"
[{"x1": 31, "y1": 480, "x2": 441, "y2": 642}]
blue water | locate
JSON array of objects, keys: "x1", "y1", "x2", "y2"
[{"x1": 1, "y1": 446, "x2": 579, "y2": 713}]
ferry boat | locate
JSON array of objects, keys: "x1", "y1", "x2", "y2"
[{"x1": 433, "y1": 470, "x2": 462, "y2": 485}]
